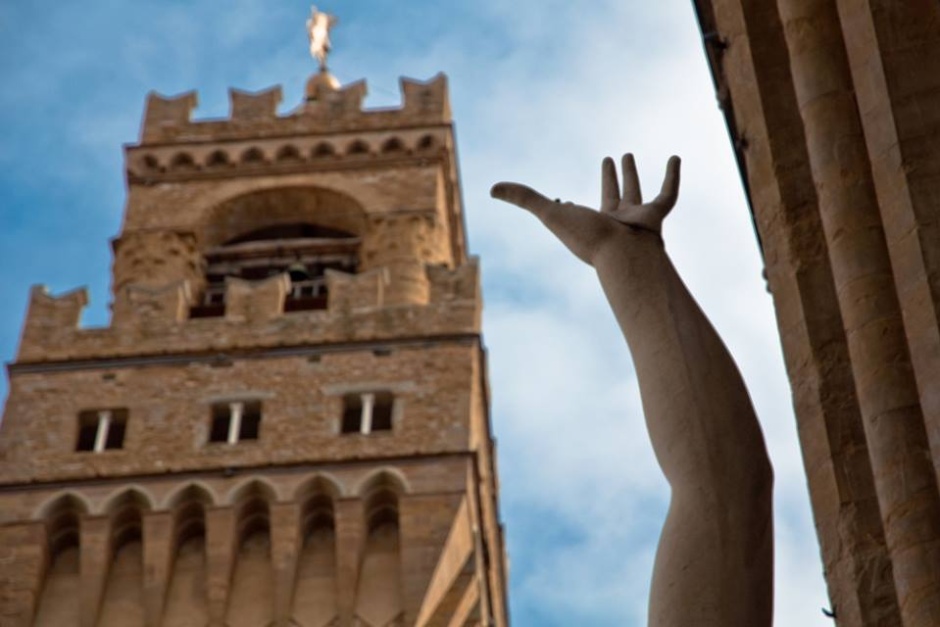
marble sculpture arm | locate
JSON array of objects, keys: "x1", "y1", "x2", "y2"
[{"x1": 491, "y1": 154, "x2": 773, "y2": 627}]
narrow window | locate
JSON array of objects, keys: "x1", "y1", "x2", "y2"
[
  {"x1": 341, "y1": 392, "x2": 394, "y2": 435},
  {"x1": 209, "y1": 401, "x2": 262, "y2": 444},
  {"x1": 76, "y1": 409, "x2": 127, "y2": 452}
]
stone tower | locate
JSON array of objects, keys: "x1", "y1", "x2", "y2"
[
  {"x1": 0, "y1": 68, "x2": 509, "y2": 627},
  {"x1": 693, "y1": 1, "x2": 940, "y2": 625}
]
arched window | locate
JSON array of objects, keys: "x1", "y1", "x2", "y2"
[{"x1": 191, "y1": 222, "x2": 360, "y2": 318}]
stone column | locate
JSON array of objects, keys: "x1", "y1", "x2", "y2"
[
  {"x1": 834, "y1": 0, "x2": 940, "y2": 485},
  {"x1": 705, "y1": 0, "x2": 901, "y2": 621},
  {"x1": 777, "y1": 1, "x2": 940, "y2": 624}
]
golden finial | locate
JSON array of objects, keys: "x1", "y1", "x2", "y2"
[{"x1": 306, "y1": 6, "x2": 338, "y2": 72}]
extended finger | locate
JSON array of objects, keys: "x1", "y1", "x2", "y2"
[
  {"x1": 490, "y1": 182, "x2": 556, "y2": 215},
  {"x1": 649, "y1": 156, "x2": 681, "y2": 210},
  {"x1": 601, "y1": 157, "x2": 620, "y2": 213},
  {"x1": 621, "y1": 153, "x2": 642, "y2": 205}
]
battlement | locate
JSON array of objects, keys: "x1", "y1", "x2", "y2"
[
  {"x1": 15, "y1": 258, "x2": 481, "y2": 365},
  {"x1": 126, "y1": 75, "x2": 453, "y2": 186},
  {"x1": 137, "y1": 73, "x2": 451, "y2": 146}
]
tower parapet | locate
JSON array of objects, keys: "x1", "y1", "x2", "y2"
[{"x1": 138, "y1": 74, "x2": 450, "y2": 147}]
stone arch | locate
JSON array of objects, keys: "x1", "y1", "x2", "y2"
[
  {"x1": 353, "y1": 468, "x2": 410, "y2": 499},
  {"x1": 33, "y1": 491, "x2": 92, "y2": 521},
  {"x1": 240, "y1": 146, "x2": 266, "y2": 165},
  {"x1": 416, "y1": 134, "x2": 437, "y2": 151},
  {"x1": 34, "y1": 494, "x2": 87, "y2": 627},
  {"x1": 311, "y1": 141, "x2": 336, "y2": 158},
  {"x1": 98, "y1": 490, "x2": 150, "y2": 626},
  {"x1": 293, "y1": 473, "x2": 344, "y2": 501},
  {"x1": 100, "y1": 486, "x2": 155, "y2": 517},
  {"x1": 381, "y1": 137, "x2": 406, "y2": 154},
  {"x1": 36, "y1": 493, "x2": 88, "y2": 559},
  {"x1": 162, "y1": 484, "x2": 213, "y2": 627},
  {"x1": 102, "y1": 488, "x2": 153, "y2": 554},
  {"x1": 162, "y1": 481, "x2": 217, "y2": 510},
  {"x1": 170, "y1": 152, "x2": 197, "y2": 170},
  {"x1": 225, "y1": 476, "x2": 280, "y2": 507},
  {"x1": 290, "y1": 476, "x2": 341, "y2": 626},
  {"x1": 295, "y1": 475, "x2": 342, "y2": 539},
  {"x1": 205, "y1": 149, "x2": 231, "y2": 168},
  {"x1": 276, "y1": 144, "x2": 303, "y2": 162},
  {"x1": 200, "y1": 186, "x2": 368, "y2": 249},
  {"x1": 345, "y1": 139, "x2": 370, "y2": 156},
  {"x1": 226, "y1": 479, "x2": 277, "y2": 625},
  {"x1": 141, "y1": 153, "x2": 161, "y2": 172},
  {"x1": 354, "y1": 471, "x2": 405, "y2": 625}
]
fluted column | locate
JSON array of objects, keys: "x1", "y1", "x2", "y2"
[
  {"x1": 834, "y1": 0, "x2": 940, "y2": 486},
  {"x1": 778, "y1": 1, "x2": 940, "y2": 624}
]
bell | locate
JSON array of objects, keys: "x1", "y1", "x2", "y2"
[{"x1": 287, "y1": 262, "x2": 310, "y2": 282}]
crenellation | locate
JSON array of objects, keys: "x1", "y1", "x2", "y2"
[
  {"x1": 224, "y1": 273, "x2": 289, "y2": 324},
  {"x1": 111, "y1": 280, "x2": 192, "y2": 331},
  {"x1": 19, "y1": 286, "x2": 89, "y2": 361},
  {"x1": 14, "y1": 295, "x2": 479, "y2": 364},
  {"x1": 137, "y1": 75, "x2": 449, "y2": 148},
  {"x1": 141, "y1": 91, "x2": 198, "y2": 143},
  {"x1": 401, "y1": 74, "x2": 451, "y2": 120},
  {"x1": 302, "y1": 78, "x2": 367, "y2": 115},
  {"x1": 325, "y1": 267, "x2": 388, "y2": 312},
  {"x1": 229, "y1": 86, "x2": 283, "y2": 121},
  {"x1": 429, "y1": 257, "x2": 481, "y2": 304}
]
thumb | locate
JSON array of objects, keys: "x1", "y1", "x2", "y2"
[{"x1": 490, "y1": 182, "x2": 554, "y2": 215}]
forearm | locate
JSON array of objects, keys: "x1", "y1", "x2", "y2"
[{"x1": 593, "y1": 239, "x2": 770, "y2": 488}]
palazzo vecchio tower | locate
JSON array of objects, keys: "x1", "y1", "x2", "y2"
[{"x1": 0, "y1": 17, "x2": 509, "y2": 627}]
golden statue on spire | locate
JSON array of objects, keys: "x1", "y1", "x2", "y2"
[{"x1": 307, "y1": 6, "x2": 338, "y2": 72}]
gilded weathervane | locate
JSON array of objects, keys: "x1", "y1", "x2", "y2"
[{"x1": 307, "y1": 6, "x2": 338, "y2": 72}]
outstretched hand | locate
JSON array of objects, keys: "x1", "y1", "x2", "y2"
[
  {"x1": 489, "y1": 153, "x2": 681, "y2": 265},
  {"x1": 491, "y1": 153, "x2": 680, "y2": 232}
]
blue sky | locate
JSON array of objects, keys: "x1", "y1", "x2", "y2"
[{"x1": 0, "y1": 1, "x2": 831, "y2": 624}]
